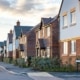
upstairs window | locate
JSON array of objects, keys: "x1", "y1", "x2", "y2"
[
  {"x1": 62, "y1": 12, "x2": 68, "y2": 28},
  {"x1": 47, "y1": 27, "x2": 50, "y2": 37},
  {"x1": 63, "y1": 15, "x2": 68, "y2": 27},
  {"x1": 70, "y1": 8, "x2": 76, "y2": 24},
  {"x1": 43, "y1": 28, "x2": 44, "y2": 37},
  {"x1": 79, "y1": 0, "x2": 80, "y2": 11},
  {"x1": 38, "y1": 30, "x2": 40, "y2": 38}
]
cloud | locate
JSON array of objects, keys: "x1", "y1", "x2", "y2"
[
  {"x1": 0, "y1": 0, "x2": 61, "y2": 16},
  {"x1": 0, "y1": 0, "x2": 10, "y2": 11},
  {"x1": 0, "y1": 0, "x2": 62, "y2": 41}
]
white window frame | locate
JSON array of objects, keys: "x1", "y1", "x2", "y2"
[
  {"x1": 79, "y1": 0, "x2": 80, "y2": 11},
  {"x1": 47, "y1": 47, "x2": 50, "y2": 58},
  {"x1": 43, "y1": 28, "x2": 44, "y2": 37},
  {"x1": 38, "y1": 30, "x2": 40, "y2": 38},
  {"x1": 63, "y1": 15, "x2": 67, "y2": 27},
  {"x1": 71, "y1": 40, "x2": 76, "y2": 54},
  {"x1": 63, "y1": 42, "x2": 68, "y2": 54},
  {"x1": 71, "y1": 11, "x2": 76, "y2": 24},
  {"x1": 47, "y1": 27, "x2": 50, "y2": 37}
]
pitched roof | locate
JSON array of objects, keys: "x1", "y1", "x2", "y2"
[
  {"x1": 41, "y1": 17, "x2": 54, "y2": 25},
  {"x1": 58, "y1": 0, "x2": 64, "y2": 17},
  {"x1": 14, "y1": 26, "x2": 33, "y2": 38},
  {"x1": 39, "y1": 16, "x2": 58, "y2": 29},
  {"x1": 8, "y1": 33, "x2": 13, "y2": 43}
]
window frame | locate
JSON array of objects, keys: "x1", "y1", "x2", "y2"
[
  {"x1": 47, "y1": 26, "x2": 50, "y2": 37},
  {"x1": 47, "y1": 47, "x2": 50, "y2": 58},
  {"x1": 71, "y1": 40, "x2": 76, "y2": 54},
  {"x1": 63, "y1": 42, "x2": 68, "y2": 54},
  {"x1": 63, "y1": 15, "x2": 68, "y2": 27}
]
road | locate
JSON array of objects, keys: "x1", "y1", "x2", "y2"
[{"x1": 0, "y1": 62, "x2": 80, "y2": 80}]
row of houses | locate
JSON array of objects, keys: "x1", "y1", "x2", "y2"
[{"x1": 0, "y1": 0, "x2": 80, "y2": 66}]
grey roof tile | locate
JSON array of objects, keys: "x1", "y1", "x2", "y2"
[{"x1": 14, "y1": 26, "x2": 33, "y2": 38}]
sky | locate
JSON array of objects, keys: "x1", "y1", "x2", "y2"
[{"x1": 0, "y1": 0, "x2": 62, "y2": 41}]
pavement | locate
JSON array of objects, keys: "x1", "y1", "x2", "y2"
[{"x1": 0, "y1": 62, "x2": 80, "y2": 80}]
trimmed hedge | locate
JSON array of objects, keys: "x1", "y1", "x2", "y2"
[
  {"x1": 31, "y1": 57, "x2": 75, "y2": 72},
  {"x1": 12, "y1": 58, "x2": 28, "y2": 68},
  {"x1": 31, "y1": 57, "x2": 60, "y2": 70},
  {"x1": 3, "y1": 57, "x2": 13, "y2": 63}
]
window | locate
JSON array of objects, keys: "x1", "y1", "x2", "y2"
[
  {"x1": 43, "y1": 28, "x2": 44, "y2": 37},
  {"x1": 47, "y1": 27, "x2": 50, "y2": 37},
  {"x1": 71, "y1": 40, "x2": 76, "y2": 54},
  {"x1": 24, "y1": 36, "x2": 26, "y2": 43},
  {"x1": 47, "y1": 47, "x2": 50, "y2": 58},
  {"x1": 63, "y1": 15, "x2": 67, "y2": 27},
  {"x1": 38, "y1": 30, "x2": 40, "y2": 38},
  {"x1": 79, "y1": 0, "x2": 80, "y2": 11},
  {"x1": 63, "y1": 42, "x2": 68, "y2": 54},
  {"x1": 71, "y1": 11, "x2": 76, "y2": 24}
]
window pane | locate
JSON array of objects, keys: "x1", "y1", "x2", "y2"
[
  {"x1": 47, "y1": 47, "x2": 50, "y2": 57},
  {"x1": 38, "y1": 31, "x2": 40, "y2": 38},
  {"x1": 71, "y1": 12, "x2": 76, "y2": 24},
  {"x1": 63, "y1": 15, "x2": 67, "y2": 26},
  {"x1": 47, "y1": 27, "x2": 50, "y2": 37},
  {"x1": 71, "y1": 40, "x2": 76, "y2": 54},
  {"x1": 63, "y1": 42, "x2": 68, "y2": 54},
  {"x1": 43, "y1": 28, "x2": 44, "y2": 37}
]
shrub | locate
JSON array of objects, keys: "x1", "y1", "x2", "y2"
[
  {"x1": 31, "y1": 57, "x2": 61, "y2": 71},
  {"x1": 17, "y1": 58, "x2": 27, "y2": 68},
  {"x1": 3, "y1": 57, "x2": 13, "y2": 63},
  {"x1": 27, "y1": 56, "x2": 31, "y2": 67},
  {"x1": 12, "y1": 59, "x2": 18, "y2": 66}
]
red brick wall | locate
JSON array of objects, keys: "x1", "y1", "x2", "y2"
[
  {"x1": 36, "y1": 18, "x2": 59, "y2": 58},
  {"x1": 76, "y1": 39, "x2": 80, "y2": 56},
  {"x1": 60, "y1": 39, "x2": 80, "y2": 66},
  {"x1": 8, "y1": 51, "x2": 13, "y2": 58},
  {"x1": 51, "y1": 19, "x2": 59, "y2": 58},
  {"x1": 27, "y1": 29, "x2": 36, "y2": 57}
]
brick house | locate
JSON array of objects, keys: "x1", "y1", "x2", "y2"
[
  {"x1": 35, "y1": 16, "x2": 59, "y2": 58},
  {"x1": 19, "y1": 26, "x2": 36, "y2": 61},
  {"x1": 13, "y1": 21, "x2": 32, "y2": 59},
  {"x1": 6, "y1": 30, "x2": 13, "y2": 58},
  {"x1": 59, "y1": 0, "x2": 80, "y2": 66}
]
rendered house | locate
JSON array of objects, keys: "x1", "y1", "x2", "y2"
[
  {"x1": 59, "y1": 0, "x2": 80, "y2": 66},
  {"x1": 6, "y1": 30, "x2": 13, "y2": 58},
  {"x1": 3, "y1": 41, "x2": 7, "y2": 58},
  {"x1": 13, "y1": 21, "x2": 32, "y2": 59},
  {"x1": 36, "y1": 16, "x2": 59, "y2": 58},
  {"x1": 19, "y1": 26, "x2": 36, "y2": 61},
  {"x1": 0, "y1": 42, "x2": 4, "y2": 59}
]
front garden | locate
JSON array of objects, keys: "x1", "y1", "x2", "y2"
[{"x1": 0, "y1": 57, "x2": 77, "y2": 72}]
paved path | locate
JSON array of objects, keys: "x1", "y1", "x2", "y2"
[
  {"x1": 0, "y1": 62, "x2": 62, "y2": 80},
  {"x1": 0, "y1": 62, "x2": 80, "y2": 80}
]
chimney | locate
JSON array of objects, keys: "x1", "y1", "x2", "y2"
[
  {"x1": 10, "y1": 30, "x2": 12, "y2": 34},
  {"x1": 16, "y1": 20, "x2": 20, "y2": 26}
]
